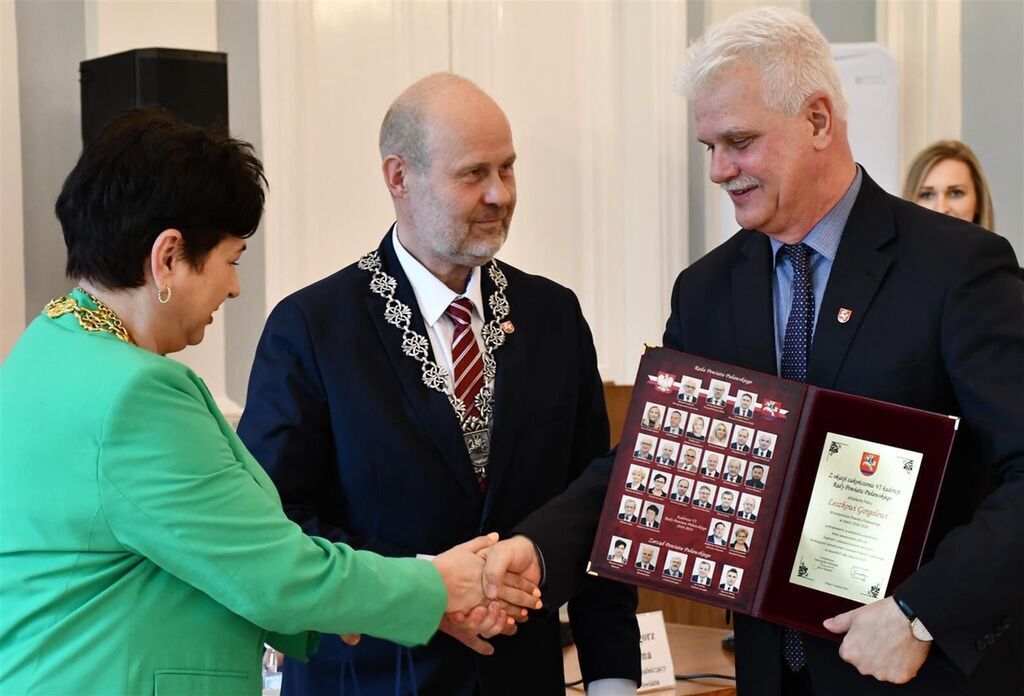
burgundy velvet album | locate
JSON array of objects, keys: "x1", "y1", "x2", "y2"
[{"x1": 587, "y1": 347, "x2": 957, "y2": 640}]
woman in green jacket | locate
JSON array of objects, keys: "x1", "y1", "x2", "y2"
[{"x1": 0, "y1": 111, "x2": 529, "y2": 695}]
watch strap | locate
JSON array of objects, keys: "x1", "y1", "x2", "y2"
[
  {"x1": 894, "y1": 595, "x2": 933, "y2": 641},
  {"x1": 894, "y1": 595, "x2": 916, "y2": 621}
]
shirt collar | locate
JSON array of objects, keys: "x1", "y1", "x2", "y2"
[
  {"x1": 770, "y1": 165, "x2": 863, "y2": 263},
  {"x1": 391, "y1": 223, "x2": 485, "y2": 328}
]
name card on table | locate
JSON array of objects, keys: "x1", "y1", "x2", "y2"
[{"x1": 637, "y1": 610, "x2": 675, "y2": 692}]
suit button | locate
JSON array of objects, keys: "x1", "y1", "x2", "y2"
[{"x1": 975, "y1": 638, "x2": 988, "y2": 652}]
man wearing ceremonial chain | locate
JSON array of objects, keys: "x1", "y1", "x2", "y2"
[{"x1": 238, "y1": 73, "x2": 640, "y2": 696}]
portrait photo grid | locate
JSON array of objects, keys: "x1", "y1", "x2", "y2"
[{"x1": 610, "y1": 366, "x2": 785, "y2": 597}]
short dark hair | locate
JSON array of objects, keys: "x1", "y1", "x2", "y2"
[{"x1": 57, "y1": 109, "x2": 266, "y2": 289}]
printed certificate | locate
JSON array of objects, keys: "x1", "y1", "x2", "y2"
[{"x1": 789, "y1": 432, "x2": 923, "y2": 604}]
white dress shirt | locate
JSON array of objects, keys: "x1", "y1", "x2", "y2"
[{"x1": 392, "y1": 227, "x2": 492, "y2": 394}]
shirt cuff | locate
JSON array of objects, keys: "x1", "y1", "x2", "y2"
[
  {"x1": 587, "y1": 678, "x2": 638, "y2": 695},
  {"x1": 531, "y1": 540, "x2": 548, "y2": 587}
]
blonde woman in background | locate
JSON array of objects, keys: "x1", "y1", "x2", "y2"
[{"x1": 903, "y1": 140, "x2": 995, "y2": 230}]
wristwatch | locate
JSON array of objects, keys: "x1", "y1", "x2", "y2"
[{"x1": 894, "y1": 595, "x2": 934, "y2": 642}]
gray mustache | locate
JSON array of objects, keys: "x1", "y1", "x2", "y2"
[{"x1": 721, "y1": 175, "x2": 760, "y2": 192}]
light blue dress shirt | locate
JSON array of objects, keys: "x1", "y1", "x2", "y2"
[{"x1": 770, "y1": 167, "x2": 863, "y2": 375}]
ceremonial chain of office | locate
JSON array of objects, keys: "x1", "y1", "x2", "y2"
[{"x1": 358, "y1": 249, "x2": 511, "y2": 480}]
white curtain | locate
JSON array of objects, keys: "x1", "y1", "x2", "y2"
[
  {"x1": 257, "y1": 0, "x2": 689, "y2": 384},
  {"x1": 877, "y1": 0, "x2": 962, "y2": 174}
]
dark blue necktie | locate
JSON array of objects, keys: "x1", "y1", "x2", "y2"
[
  {"x1": 781, "y1": 243, "x2": 814, "y2": 383},
  {"x1": 780, "y1": 243, "x2": 813, "y2": 671}
]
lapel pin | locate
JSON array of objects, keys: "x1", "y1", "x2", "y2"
[
  {"x1": 501, "y1": 320, "x2": 515, "y2": 334},
  {"x1": 837, "y1": 308, "x2": 852, "y2": 324}
]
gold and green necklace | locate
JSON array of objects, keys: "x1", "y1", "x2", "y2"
[{"x1": 45, "y1": 289, "x2": 135, "y2": 345}]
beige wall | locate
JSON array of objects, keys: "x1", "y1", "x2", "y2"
[{"x1": 1, "y1": 0, "x2": 25, "y2": 359}]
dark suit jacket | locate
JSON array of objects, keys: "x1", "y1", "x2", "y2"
[
  {"x1": 515, "y1": 171, "x2": 1023, "y2": 695},
  {"x1": 660, "y1": 172, "x2": 1024, "y2": 695},
  {"x1": 238, "y1": 231, "x2": 639, "y2": 695}
]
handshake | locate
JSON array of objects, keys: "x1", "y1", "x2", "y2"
[
  {"x1": 432, "y1": 533, "x2": 544, "y2": 655},
  {"x1": 341, "y1": 534, "x2": 543, "y2": 655}
]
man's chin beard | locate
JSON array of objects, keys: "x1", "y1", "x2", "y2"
[
  {"x1": 450, "y1": 251, "x2": 498, "y2": 267},
  {"x1": 443, "y1": 237, "x2": 506, "y2": 267}
]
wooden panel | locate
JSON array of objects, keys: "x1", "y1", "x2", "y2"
[
  {"x1": 604, "y1": 382, "x2": 634, "y2": 445},
  {"x1": 637, "y1": 588, "x2": 729, "y2": 629},
  {"x1": 605, "y1": 383, "x2": 731, "y2": 630}
]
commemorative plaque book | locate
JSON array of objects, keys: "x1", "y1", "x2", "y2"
[{"x1": 588, "y1": 347, "x2": 957, "y2": 640}]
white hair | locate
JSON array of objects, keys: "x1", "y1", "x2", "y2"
[{"x1": 677, "y1": 6, "x2": 848, "y2": 120}]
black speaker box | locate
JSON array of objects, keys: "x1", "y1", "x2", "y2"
[{"x1": 80, "y1": 47, "x2": 228, "y2": 145}]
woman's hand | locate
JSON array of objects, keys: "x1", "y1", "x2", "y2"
[{"x1": 431, "y1": 533, "x2": 499, "y2": 613}]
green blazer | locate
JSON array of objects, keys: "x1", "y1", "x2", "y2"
[{"x1": 0, "y1": 290, "x2": 446, "y2": 695}]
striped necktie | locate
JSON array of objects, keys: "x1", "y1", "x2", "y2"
[{"x1": 445, "y1": 297, "x2": 484, "y2": 422}]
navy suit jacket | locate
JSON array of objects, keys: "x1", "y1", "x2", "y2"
[
  {"x1": 239, "y1": 231, "x2": 639, "y2": 695},
  {"x1": 660, "y1": 172, "x2": 1024, "y2": 695},
  {"x1": 515, "y1": 171, "x2": 1023, "y2": 695}
]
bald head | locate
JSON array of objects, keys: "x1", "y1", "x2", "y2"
[
  {"x1": 380, "y1": 73, "x2": 517, "y2": 290},
  {"x1": 380, "y1": 73, "x2": 503, "y2": 171}
]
